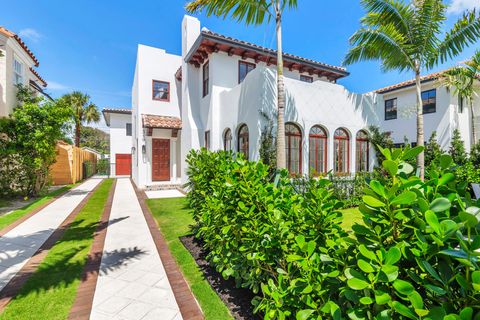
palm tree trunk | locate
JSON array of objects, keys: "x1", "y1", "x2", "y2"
[
  {"x1": 470, "y1": 101, "x2": 477, "y2": 144},
  {"x1": 75, "y1": 123, "x2": 81, "y2": 147},
  {"x1": 275, "y1": 3, "x2": 286, "y2": 170},
  {"x1": 415, "y1": 68, "x2": 425, "y2": 180}
]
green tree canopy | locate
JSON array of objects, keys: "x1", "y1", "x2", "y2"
[{"x1": 80, "y1": 125, "x2": 109, "y2": 154}]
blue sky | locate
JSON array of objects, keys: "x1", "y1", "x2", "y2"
[{"x1": 4, "y1": 0, "x2": 480, "y2": 131}]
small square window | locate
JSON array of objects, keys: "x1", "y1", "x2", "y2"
[
  {"x1": 422, "y1": 89, "x2": 436, "y2": 114},
  {"x1": 385, "y1": 98, "x2": 397, "y2": 120},
  {"x1": 126, "y1": 123, "x2": 132, "y2": 136},
  {"x1": 300, "y1": 75, "x2": 313, "y2": 83},
  {"x1": 152, "y1": 80, "x2": 170, "y2": 101}
]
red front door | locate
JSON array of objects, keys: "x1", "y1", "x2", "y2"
[
  {"x1": 115, "y1": 154, "x2": 131, "y2": 176},
  {"x1": 152, "y1": 139, "x2": 170, "y2": 181}
]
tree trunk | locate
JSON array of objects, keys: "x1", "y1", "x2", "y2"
[
  {"x1": 415, "y1": 68, "x2": 425, "y2": 180},
  {"x1": 75, "y1": 123, "x2": 81, "y2": 147},
  {"x1": 275, "y1": 4, "x2": 286, "y2": 170},
  {"x1": 470, "y1": 100, "x2": 477, "y2": 145}
]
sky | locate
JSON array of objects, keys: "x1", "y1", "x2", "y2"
[{"x1": 3, "y1": 0, "x2": 480, "y2": 132}]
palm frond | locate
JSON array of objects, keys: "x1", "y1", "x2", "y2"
[
  {"x1": 412, "y1": 0, "x2": 445, "y2": 62},
  {"x1": 185, "y1": 0, "x2": 274, "y2": 25},
  {"x1": 344, "y1": 25, "x2": 414, "y2": 72},
  {"x1": 433, "y1": 10, "x2": 480, "y2": 67},
  {"x1": 360, "y1": 0, "x2": 413, "y2": 36}
]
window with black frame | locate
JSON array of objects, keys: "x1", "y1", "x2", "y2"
[
  {"x1": 422, "y1": 89, "x2": 436, "y2": 114},
  {"x1": 385, "y1": 98, "x2": 397, "y2": 120}
]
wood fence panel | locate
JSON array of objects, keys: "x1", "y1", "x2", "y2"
[{"x1": 50, "y1": 142, "x2": 98, "y2": 185}]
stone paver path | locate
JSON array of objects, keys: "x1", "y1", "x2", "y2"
[
  {"x1": 0, "y1": 178, "x2": 103, "y2": 291},
  {"x1": 90, "y1": 178, "x2": 182, "y2": 320}
]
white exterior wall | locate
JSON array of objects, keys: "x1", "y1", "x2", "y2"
[
  {"x1": 0, "y1": 35, "x2": 39, "y2": 117},
  {"x1": 131, "y1": 44, "x2": 182, "y2": 188},
  {"x1": 215, "y1": 67, "x2": 377, "y2": 174},
  {"x1": 376, "y1": 83, "x2": 476, "y2": 151},
  {"x1": 109, "y1": 113, "x2": 132, "y2": 176}
]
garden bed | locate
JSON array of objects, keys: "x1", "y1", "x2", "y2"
[{"x1": 180, "y1": 235, "x2": 259, "y2": 320}]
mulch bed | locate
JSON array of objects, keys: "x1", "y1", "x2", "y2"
[{"x1": 180, "y1": 235, "x2": 261, "y2": 320}]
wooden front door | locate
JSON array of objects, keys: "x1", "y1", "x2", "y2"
[
  {"x1": 115, "y1": 154, "x2": 131, "y2": 176},
  {"x1": 152, "y1": 139, "x2": 170, "y2": 181}
]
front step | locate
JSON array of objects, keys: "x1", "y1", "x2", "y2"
[{"x1": 144, "y1": 183, "x2": 183, "y2": 191}]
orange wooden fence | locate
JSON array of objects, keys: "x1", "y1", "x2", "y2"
[{"x1": 50, "y1": 141, "x2": 98, "y2": 185}]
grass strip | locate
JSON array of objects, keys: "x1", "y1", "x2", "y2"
[
  {"x1": 147, "y1": 197, "x2": 233, "y2": 320},
  {"x1": 0, "y1": 178, "x2": 114, "y2": 320},
  {"x1": 0, "y1": 185, "x2": 75, "y2": 232}
]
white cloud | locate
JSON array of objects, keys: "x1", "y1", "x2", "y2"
[
  {"x1": 18, "y1": 28, "x2": 42, "y2": 43},
  {"x1": 448, "y1": 0, "x2": 480, "y2": 14},
  {"x1": 46, "y1": 81, "x2": 70, "y2": 91}
]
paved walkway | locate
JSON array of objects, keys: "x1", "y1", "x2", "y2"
[
  {"x1": 0, "y1": 178, "x2": 103, "y2": 291},
  {"x1": 90, "y1": 178, "x2": 182, "y2": 320}
]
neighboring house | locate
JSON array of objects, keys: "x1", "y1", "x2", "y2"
[
  {"x1": 0, "y1": 27, "x2": 48, "y2": 117},
  {"x1": 106, "y1": 15, "x2": 479, "y2": 189},
  {"x1": 375, "y1": 72, "x2": 480, "y2": 152},
  {"x1": 102, "y1": 108, "x2": 133, "y2": 176},
  {"x1": 81, "y1": 147, "x2": 105, "y2": 160}
]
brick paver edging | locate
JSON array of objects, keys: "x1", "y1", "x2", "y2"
[
  {"x1": 0, "y1": 188, "x2": 71, "y2": 237},
  {"x1": 0, "y1": 180, "x2": 104, "y2": 312},
  {"x1": 132, "y1": 181, "x2": 204, "y2": 320},
  {"x1": 68, "y1": 179, "x2": 117, "y2": 320}
]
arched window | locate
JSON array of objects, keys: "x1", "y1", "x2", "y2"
[
  {"x1": 224, "y1": 128, "x2": 232, "y2": 151},
  {"x1": 334, "y1": 128, "x2": 350, "y2": 174},
  {"x1": 237, "y1": 124, "x2": 249, "y2": 159},
  {"x1": 356, "y1": 130, "x2": 369, "y2": 172},
  {"x1": 285, "y1": 123, "x2": 302, "y2": 174},
  {"x1": 309, "y1": 126, "x2": 327, "y2": 175}
]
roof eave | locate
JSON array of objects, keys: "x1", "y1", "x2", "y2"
[{"x1": 185, "y1": 32, "x2": 349, "y2": 78}]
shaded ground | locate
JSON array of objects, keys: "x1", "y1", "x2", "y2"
[{"x1": 180, "y1": 235, "x2": 259, "y2": 320}]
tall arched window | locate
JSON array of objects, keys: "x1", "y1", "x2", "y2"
[
  {"x1": 237, "y1": 124, "x2": 249, "y2": 159},
  {"x1": 224, "y1": 128, "x2": 232, "y2": 151},
  {"x1": 285, "y1": 123, "x2": 302, "y2": 175},
  {"x1": 334, "y1": 128, "x2": 350, "y2": 174},
  {"x1": 356, "y1": 130, "x2": 369, "y2": 172},
  {"x1": 309, "y1": 126, "x2": 327, "y2": 175}
]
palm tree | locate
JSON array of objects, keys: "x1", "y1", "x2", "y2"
[
  {"x1": 344, "y1": 0, "x2": 480, "y2": 180},
  {"x1": 442, "y1": 50, "x2": 480, "y2": 144},
  {"x1": 61, "y1": 91, "x2": 100, "y2": 147},
  {"x1": 185, "y1": 0, "x2": 298, "y2": 170}
]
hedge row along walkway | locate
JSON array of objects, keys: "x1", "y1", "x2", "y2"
[{"x1": 0, "y1": 178, "x2": 103, "y2": 307}]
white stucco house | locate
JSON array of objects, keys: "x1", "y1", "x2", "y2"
[
  {"x1": 103, "y1": 15, "x2": 479, "y2": 190},
  {"x1": 0, "y1": 27, "x2": 49, "y2": 117}
]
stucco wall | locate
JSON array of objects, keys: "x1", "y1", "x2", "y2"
[{"x1": 109, "y1": 113, "x2": 132, "y2": 176}]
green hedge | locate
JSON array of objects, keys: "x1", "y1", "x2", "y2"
[{"x1": 186, "y1": 148, "x2": 480, "y2": 319}]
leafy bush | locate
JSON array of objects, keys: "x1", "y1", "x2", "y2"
[
  {"x1": 328, "y1": 172, "x2": 374, "y2": 208},
  {"x1": 449, "y1": 129, "x2": 468, "y2": 165},
  {"x1": 96, "y1": 158, "x2": 110, "y2": 175},
  {"x1": 186, "y1": 148, "x2": 480, "y2": 319}
]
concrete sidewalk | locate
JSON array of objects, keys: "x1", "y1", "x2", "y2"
[
  {"x1": 0, "y1": 178, "x2": 103, "y2": 291},
  {"x1": 90, "y1": 178, "x2": 182, "y2": 320}
]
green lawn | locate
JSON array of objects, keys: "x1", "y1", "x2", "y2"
[
  {"x1": 0, "y1": 186, "x2": 75, "y2": 232},
  {"x1": 340, "y1": 207, "x2": 363, "y2": 231},
  {"x1": 147, "y1": 197, "x2": 233, "y2": 320},
  {"x1": 0, "y1": 199, "x2": 11, "y2": 209},
  {"x1": 0, "y1": 178, "x2": 114, "y2": 320}
]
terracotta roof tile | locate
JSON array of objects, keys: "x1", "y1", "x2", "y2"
[
  {"x1": 142, "y1": 114, "x2": 182, "y2": 129},
  {"x1": 184, "y1": 30, "x2": 348, "y2": 80},
  {"x1": 102, "y1": 108, "x2": 132, "y2": 114},
  {"x1": 29, "y1": 67, "x2": 47, "y2": 87},
  {"x1": 0, "y1": 26, "x2": 39, "y2": 67},
  {"x1": 375, "y1": 71, "x2": 444, "y2": 94}
]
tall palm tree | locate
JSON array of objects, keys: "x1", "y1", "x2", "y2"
[
  {"x1": 61, "y1": 91, "x2": 100, "y2": 147},
  {"x1": 185, "y1": 0, "x2": 298, "y2": 170},
  {"x1": 344, "y1": 0, "x2": 480, "y2": 180},
  {"x1": 442, "y1": 50, "x2": 480, "y2": 144}
]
